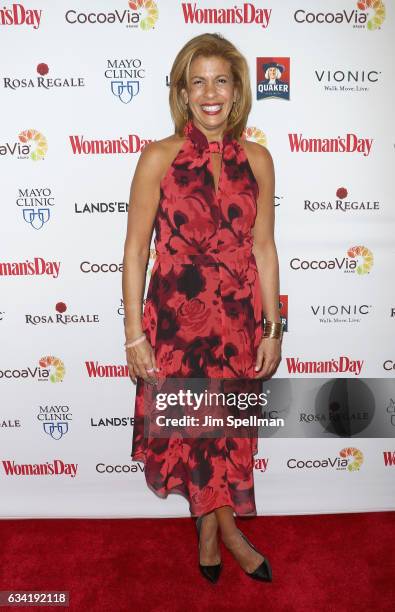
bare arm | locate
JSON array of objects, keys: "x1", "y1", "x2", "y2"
[
  {"x1": 122, "y1": 142, "x2": 163, "y2": 342},
  {"x1": 248, "y1": 142, "x2": 281, "y2": 324},
  {"x1": 244, "y1": 140, "x2": 282, "y2": 379}
]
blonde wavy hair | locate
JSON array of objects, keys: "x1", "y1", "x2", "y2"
[{"x1": 169, "y1": 33, "x2": 252, "y2": 139}]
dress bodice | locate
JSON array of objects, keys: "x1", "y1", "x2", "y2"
[{"x1": 153, "y1": 119, "x2": 259, "y2": 266}]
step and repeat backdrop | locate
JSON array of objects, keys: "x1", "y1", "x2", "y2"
[{"x1": 1, "y1": 1, "x2": 394, "y2": 518}]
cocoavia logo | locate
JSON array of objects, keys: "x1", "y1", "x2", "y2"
[
  {"x1": 357, "y1": 0, "x2": 385, "y2": 31},
  {"x1": 242, "y1": 126, "x2": 267, "y2": 147},
  {"x1": 347, "y1": 245, "x2": 373, "y2": 275},
  {"x1": 128, "y1": 0, "x2": 158, "y2": 30},
  {"x1": 339, "y1": 447, "x2": 364, "y2": 471},
  {"x1": 19, "y1": 129, "x2": 48, "y2": 160},
  {"x1": 39, "y1": 356, "x2": 65, "y2": 382}
]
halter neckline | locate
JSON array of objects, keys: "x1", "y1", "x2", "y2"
[{"x1": 183, "y1": 119, "x2": 233, "y2": 153}]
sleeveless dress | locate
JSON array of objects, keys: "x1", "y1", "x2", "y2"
[{"x1": 131, "y1": 119, "x2": 264, "y2": 517}]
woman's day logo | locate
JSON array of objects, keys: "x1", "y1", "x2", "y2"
[{"x1": 18, "y1": 129, "x2": 48, "y2": 161}]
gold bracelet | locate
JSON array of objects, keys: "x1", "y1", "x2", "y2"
[{"x1": 262, "y1": 320, "x2": 284, "y2": 339}]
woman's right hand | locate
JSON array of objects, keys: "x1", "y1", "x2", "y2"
[{"x1": 126, "y1": 337, "x2": 159, "y2": 385}]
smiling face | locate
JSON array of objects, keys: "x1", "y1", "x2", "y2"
[{"x1": 181, "y1": 55, "x2": 237, "y2": 135}]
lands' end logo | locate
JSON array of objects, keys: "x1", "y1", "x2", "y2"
[
  {"x1": 0, "y1": 4, "x2": 42, "y2": 29},
  {"x1": 0, "y1": 130, "x2": 48, "y2": 160}
]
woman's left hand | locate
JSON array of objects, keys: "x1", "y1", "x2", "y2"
[{"x1": 254, "y1": 337, "x2": 282, "y2": 379}]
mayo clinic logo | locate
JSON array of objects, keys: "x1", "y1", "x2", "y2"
[
  {"x1": 37, "y1": 404, "x2": 72, "y2": 440},
  {"x1": 16, "y1": 187, "x2": 55, "y2": 230},
  {"x1": 257, "y1": 58, "x2": 290, "y2": 101},
  {"x1": 104, "y1": 58, "x2": 145, "y2": 104}
]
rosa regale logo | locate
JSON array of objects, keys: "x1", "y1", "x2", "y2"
[
  {"x1": 39, "y1": 356, "x2": 65, "y2": 382},
  {"x1": 242, "y1": 126, "x2": 267, "y2": 147},
  {"x1": 347, "y1": 245, "x2": 373, "y2": 275},
  {"x1": 18, "y1": 129, "x2": 48, "y2": 161},
  {"x1": 128, "y1": 0, "x2": 158, "y2": 30},
  {"x1": 339, "y1": 447, "x2": 364, "y2": 471},
  {"x1": 357, "y1": 0, "x2": 385, "y2": 31}
]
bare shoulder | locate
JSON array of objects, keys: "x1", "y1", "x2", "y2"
[
  {"x1": 137, "y1": 133, "x2": 185, "y2": 180},
  {"x1": 241, "y1": 139, "x2": 274, "y2": 175}
]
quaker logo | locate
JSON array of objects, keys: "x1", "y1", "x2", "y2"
[
  {"x1": 257, "y1": 58, "x2": 290, "y2": 100},
  {"x1": 279, "y1": 295, "x2": 288, "y2": 332},
  {"x1": 17, "y1": 187, "x2": 55, "y2": 230},
  {"x1": 37, "y1": 404, "x2": 72, "y2": 440},
  {"x1": 314, "y1": 68, "x2": 380, "y2": 92},
  {"x1": 105, "y1": 59, "x2": 145, "y2": 104},
  {"x1": 25, "y1": 301, "x2": 100, "y2": 326},
  {"x1": 304, "y1": 186, "x2": 380, "y2": 213},
  {"x1": 3, "y1": 62, "x2": 85, "y2": 90},
  {"x1": 310, "y1": 303, "x2": 372, "y2": 324}
]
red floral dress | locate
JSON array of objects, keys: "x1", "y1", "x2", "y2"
[{"x1": 131, "y1": 119, "x2": 264, "y2": 517}]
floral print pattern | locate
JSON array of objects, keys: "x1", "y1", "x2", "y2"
[{"x1": 131, "y1": 120, "x2": 263, "y2": 517}]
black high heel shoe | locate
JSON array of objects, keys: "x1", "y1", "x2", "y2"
[
  {"x1": 195, "y1": 515, "x2": 222, "y2": 583},
  {"x1": 238, "y1": 529, "x2": 272, "y2": 582}
]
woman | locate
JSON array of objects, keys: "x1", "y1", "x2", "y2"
[{"x1": 122, "y1": 33, "x2": 283, "y2": 583}]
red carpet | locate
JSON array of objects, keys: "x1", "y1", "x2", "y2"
[{"x1": 0, "y1": 512, "x2": 394, "y2": 611}]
